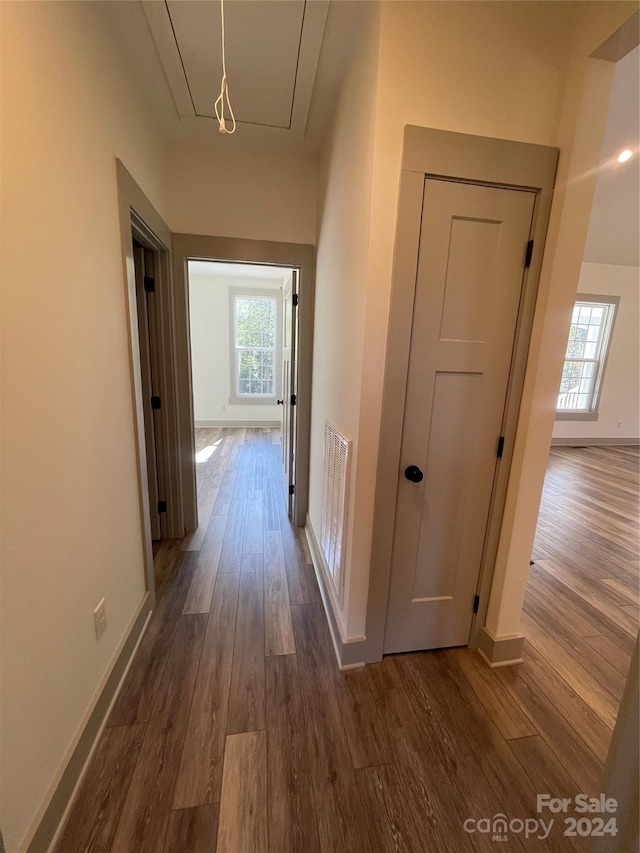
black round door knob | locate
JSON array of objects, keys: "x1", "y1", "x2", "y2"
[
  {"x1": 404, "y1": 465, "x2": 424, "y2": 483},
  {"x1": 276, "y1": 399, "x2": 284, "y2": 405}
]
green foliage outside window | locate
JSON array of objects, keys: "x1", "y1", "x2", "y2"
[{"x1": 235, "y1": 296, "x2": 276, "y2": 396}]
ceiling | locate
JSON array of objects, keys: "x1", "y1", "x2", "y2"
[
  {"x1": 103, "y1": 3, "x2": 639, "y2": 262},
  {"x1": 583, "y1": 45, "x2": 639, "y2": 267},
  {"x1": 145, "y1": 1, "x2": 324, "y2": 130},
  {"x1": 188, "y1": 260, "x2": 290, "y2": 282},
  {"x1": 103, "y1": 0, "x2": 367, "y2": 157}
]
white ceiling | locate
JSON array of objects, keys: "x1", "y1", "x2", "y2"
[
  {"x1": 584, "y1": 45, "x2": 639, "y2": 267},
  {"x1": 103, "y1": 3, "x2": 639, "y2": 263},
  {"x1": 103, "y1": 0, "x2": 367, "y2": 157},
  {"x1": 188, "y1": 260, "x2": 290, "y2": 282},
  {"x1": 145, "y1": 1, "x2": 325, "y2": 128}
]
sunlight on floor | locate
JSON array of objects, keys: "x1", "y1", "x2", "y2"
[{"x1": 195, "y1": 441, "x2": 221, "y2": 464}]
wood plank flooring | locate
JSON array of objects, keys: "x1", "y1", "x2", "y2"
[
  {"x1": 57, "y1": 436, "x2": 638, "y2": 852},
  {"x1": 527, "y1": 446, "x2": 638, "y2": 714}
]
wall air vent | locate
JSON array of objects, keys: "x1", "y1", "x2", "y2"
[{"x1": 321, "y1": 420, "x2": 351, "y2": 599}]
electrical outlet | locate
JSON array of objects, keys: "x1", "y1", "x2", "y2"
[
  {"x1": 616, "y1": 420, "x2": 622, "y2": 429},
  {"x1": 220, "y1": 403, "x2": 226, "y2": 412},
  {"x1": 93, "y1": 598, "x2": 107, "y2": 640}
]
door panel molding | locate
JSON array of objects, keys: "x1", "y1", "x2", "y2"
[
  {"x1": 172, "y1": 234, "x2": 315, "y2": 528},
  {"x1": 365, "y1": 127, "x2": 558, "y2": 662}
]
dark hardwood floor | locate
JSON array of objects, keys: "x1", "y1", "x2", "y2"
[{"x1": 56, "y1": 434, "x2": 638, "y2": 852}]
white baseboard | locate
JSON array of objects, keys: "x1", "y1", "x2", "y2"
[
  {"x1": 477, "y1": 648, "x2": 524, "y2": 668},
  {"x1": 195, "y1": 419, "x2": 280, "y2": 428},
  {"x1": 476, "y1": 626, "x2": 525, "y2": 667},
  {"x1": 551, "y1": 437, "x2": 639, "y2": 446},
  {"x1": 304, "y1": 517, "x2": 366, "y2": 670}
]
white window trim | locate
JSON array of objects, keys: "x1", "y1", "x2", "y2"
[
  {"x1": 556, "y1": 293, "x2": 619, "y2": 421},
  {"x1": 228, "y1": 286, "x2": 282, "y2": 406}
]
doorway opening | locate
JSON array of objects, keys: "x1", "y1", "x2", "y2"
[
  {"x1": 132, "y1": 236, "x2": 166, "y2": 543},
  {"x1": 171, "y1": 233, "x2": 315, "y2": 543},
  {"x1": 185, "y1": 260, "x2": 300, "y2": 544},
  {"x1": 525, "y1": 44, "x2": 639, "y2": 720}
]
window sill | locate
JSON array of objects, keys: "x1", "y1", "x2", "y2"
[{"x1": 555, "y1": 411, "x2": 599, "y2": 422}]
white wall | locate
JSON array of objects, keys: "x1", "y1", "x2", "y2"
[
  {"x1": 553, "y1": 263, "x2": 640, "y2": 441},
  {"x1": 0, "y1": 3, "x2": 168, "y2": 851},
  {"x1": 308, "y1": 2, "x2": 380, "y2": 636},
  {"x1": 584, "y1": 46, "x2": 640, "y2": 268},
  {"x1": 167, "y1": 143, "x2": 318, "y2": 245},
  {"x1": 189, "y1": 273, "x2": 283, "y2": 424}
]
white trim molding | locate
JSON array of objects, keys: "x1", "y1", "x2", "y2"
[
  {"x1": 476, "y1": 626, "x2": 525, "y2": 667},
  {"x1": 195, "y1": 420, "x2": 280, "y2": 429},
  {"x1": 304, "y1": 517, "x2": 366, "y2": 671},
  {"x1": 551, "y1": 437, "x2": 639, "y2": 446}
]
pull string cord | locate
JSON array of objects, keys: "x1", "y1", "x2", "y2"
[{"x1": 214, "y1": 0, "x2": 236, "y2": 134}]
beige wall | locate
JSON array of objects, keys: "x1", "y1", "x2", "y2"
[
  {"x1": 308, "y1": 3, "x2": 380, "y2": 635},
  {"x1": 166, "y1": 143, "x2": 317, "y2": 245},
  {"x1": 552, "y1": 263, "x2": 640, "y2": 441},
  {"x1": 0, "y1": 3, "x2": 168, "y2": 851}
]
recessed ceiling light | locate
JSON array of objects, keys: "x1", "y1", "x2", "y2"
[{"x1": 617, "y1": 148, "x2": 633, "y2": 163}]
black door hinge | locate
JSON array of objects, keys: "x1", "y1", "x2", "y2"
[
  {"x1": 524, "y1": 240, "x2": 534, "y2": 268},
  {"x1": 473, "y1": 594, "x2": 480, "y2": 614},
  {"x1": 292, "y1": 293, "x2": 299, "y2": 307},
  {"x1": 157, "y1": 500, "x2": 167, "y2": 514},
  {"x1": 497, "y1": 436, "x2": 505, "y2": 458},
  {"x1": 151, "y1": 395, "x2": 161, "y2": 410},
  {"x1": 290, "y1": 394, "x2": 297, "y2": 406},
  {"x1": 144, "y1": 275, "x2": 155, "y2": 293},
  {"x1": 289, "y1": 484, "x2": 295, "y2": 495}
]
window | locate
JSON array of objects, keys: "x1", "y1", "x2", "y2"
[
  {"x1": 230, "y1": 290, "x2": 281, "y2": 403},
  {"x1": 556, "y1": 295, "x2": 618, "y2": 419}
]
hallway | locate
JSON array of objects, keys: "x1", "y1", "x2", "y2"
[{"x1": 56, "y1": 431, "x2": 634, "y2": 852}]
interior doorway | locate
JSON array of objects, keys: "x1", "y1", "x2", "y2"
[
  {"x1": 132, "y1": 237, "x2": 165, "y2": 541},
  {"x1": 185, "y1": 260, "x2": 299, "y2": 536},
  {"x1": 171, "y1": 233, "x2": 315, "y2": 537},
  {"x1": 523, "y1": 43, "x2": 639, "y2": 717}
]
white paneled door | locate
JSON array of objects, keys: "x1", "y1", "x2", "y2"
[{"x1": 384, "y1": 179, "x2": 536, "y2": 653}]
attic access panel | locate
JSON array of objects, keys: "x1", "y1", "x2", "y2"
[{"x1": 144, "y1": 0, "x2": 328, "y2": 132}]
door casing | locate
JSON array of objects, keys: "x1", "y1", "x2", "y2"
[
  {"x1": 132, "y1": 240, "x2": 163, "y2": 541},
  {"x1": 281, "y1": 270, "x2": 299, "y2": 515},
  {"x1": 172, "y1": 234, "x2": 315, "y2": 529},
  {"x1": 117, "y1": 161, "x2": 184, "y2": 598},
  {"x1": 365, "y1": 127, "x2": 558, "y2": 663},
  {"x1": 384, "y1": 178, "x2": 537, "y2": 653}
]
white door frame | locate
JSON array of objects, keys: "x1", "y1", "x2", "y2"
[
  {"x1": 365, "y1": 127, "x2": 558, "y2": 663},
  {"x1": 172, "y1": 233, "x2": 315, "y2": 529}
]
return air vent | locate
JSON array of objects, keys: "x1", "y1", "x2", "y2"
[{"x1": 321, "y1": 420, "x2": 351, "y2": 598}]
